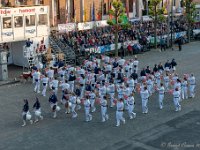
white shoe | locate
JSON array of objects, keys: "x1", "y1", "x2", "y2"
[
  {"x1": 133, "y1": 113, "x2": 136, "y2": 118},
  {"x1": 130, "y1": 116, "x2": 133, "y2": 120},
  {"x1": 40, "y1": 116, "x2": 43, "y2": 120},
  {"x1": 34, "y1": 120, "x2": 39, "y2": 123},
  {"x1": 53, "y1": 114, "x2": 57, "y2": 118},
  {"x1": 21, "y1": 123, "x2": 26, "y2": 127},
  {"x1": 116, "y1": 124, "x2": 120, "y2": 127},
  {"x1": 123, "y1": 119, "x2": 125, "y2": 124},
  {"x1": 37, "y1": 91, "x2": 41, "y2": 94},
  {"x1": 30, "y1": 120, "x2": 33, "y2": 124},
  {"x1": 105, "y1": 114, "x2": 109, "y2": 120}
]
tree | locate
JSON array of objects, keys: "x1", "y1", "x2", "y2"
[
  {"x1": 148, "y1": 0, "x2": 165, "y2": 48},
  {"x1": 107, "y1": 0, "x2": 129, "y2": 57},
  {"x1": 183, "y1": 0, "x2": 196, "y2": 42}
]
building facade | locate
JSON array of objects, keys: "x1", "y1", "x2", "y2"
[{"x1": 0, "y1": 0, "x2": 183, "y2": 26}]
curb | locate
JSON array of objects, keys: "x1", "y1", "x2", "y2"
[{"x1": 0, "y1": 80, "x2": 20, "y2": 87}]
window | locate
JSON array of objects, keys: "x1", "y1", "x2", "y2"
[
  {"x1": 3, "y1": 17, "x2": 12, "y2": 29},
  {"x1": 38, "y1": 14, "x2": 48, "y2": 25},
  {"x1": 26, "y1": 15, "x2": 35, "y2": 26},
  {"x1": 129, "y1": 0, "x2": 133, "y2": 12},
  {"x1": 103, "y1": 3, "x2": 107, "y2": 15},
  {"x1": 14, "y1": 16, "x2": 23, "y2": 28}
]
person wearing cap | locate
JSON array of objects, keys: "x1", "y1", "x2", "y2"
[
  {"x1": 33, "y1": 97, "x2": 43, "y2": 123},
  {"x1": 100, "y1": 96, "x2": 109, "y2": 122},
  {"x1": 140, "y1": 86, "x2": 150, "y2": 114},
  {"x1": 41, "y1": 74, "x2": 49, "y2": 97},
  {"x1": 157, "y1": 83, "x2": 165, "y2": 109},
  {"x1": 49, "y1": 92, "x2": 59, "y2": 118},
  {"x1": 164, "y1": 60, "x2": 171, "y2": 72},
  {"x1": 84, "y1": 96, "x2": 92, "y2": 122},
  {"x1": 32, "y1": 69, "x2": 41, "y2": 93},
  {"x1": 116, "y1": 98, "x2": 125, "y2": 127},
  {"x1": 173, "y1": 87, "x2": 181, "y2": 111},
  {"x1": 98, "y1": 83, "x2": 107, "y2": 99},
  {"x1": 22, "y1": 99, "x2": 33, "y2": 127},
  {"x1": 188, "y1": 74, "x2": 196, "y2": 98},
  {"x1": 127, "y1": 94, "x2": 136, "y2": 119}
]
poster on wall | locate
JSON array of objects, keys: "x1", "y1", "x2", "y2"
[
  {"x1": 1, "y1": 16, "x2": 14, "y2": 42},
  {"x1": 37, "y1": 14, "x2": 49, "y2": 37},
  {"x1": 13, "y1": 15, "x2": 24, "y2": 40},
  {"x1": 25, "y1": 15, "x2": 37, "y2": 38}
]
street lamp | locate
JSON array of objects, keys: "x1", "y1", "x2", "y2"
[{"x1": 170, "y1": 0, "x2": 174, "y2": 50}]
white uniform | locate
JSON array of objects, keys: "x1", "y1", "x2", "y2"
[
  {"x1": 69, "y1": 96, "x2": 77, "y2": 118},
  {"x1": 52, "y1": 79, "x2": 59, "y2": 95},
  {"x1": 59, "y1": 82, "x2": 70, "y2": 92},
  {"x1": 173, "y1": 90, "x2": 181, "y2": 111},
  {"x1": 41, "y1": 77, "x2": 48, "y2": 96},
  {"x1": 116, "y1": 101, "x2": 125, "y2": 127},
  {"x1": 58, "y1": 69, "x2": 65, "y2": 82},
  {"x1": 89, "y1": 92, "x2": 96, "y2": 112},
  {"x1": 46, "y1": 69, "x2": 54, "y2": 88},
  {"x1": 147, "y1": 78, "x2": 153, "y2": 95},
  {"x1": 127, "y1": 78, "x2": 135, "y2": 92},
  {"x1": 140, "y1": 89, "x2": 149, "y2": 113},
  {"x1": 127, "y1": 96, "x2": 136, "y2": 119},
  {"x1": 155, "y1": 72, "x2": 161, "y2": 88},
  {"x1": 107, "y1": 84, "x2": 115, "y2": 107},
  {"x1": 100, "y1": 98, "x2": 109, "y2": 122},
  {"x1": 163, "y1": 75, "x2": 170, "y2": 91},
  {"x1": 157, "y1": 86, "x2": 165, "y2": 109},
  {"x1": 32, "y1": 71, "x2": 41, "y2": 93},
  {"x1": 99, "y1": 86, "x2": 107, "y2": 99},
  {"x1": 181, "y1": 80, "x2": 188, "y2": 99},
  {"x1": 133, "y1": 60, "x2": 139, "y2": 73},
  {"x1": 117, "y1": 87, "x2": 124, "y2": 99},
  {"x1": 188, "y1": 76, "x2": 196, "y2": 98},
  {"x1": 84, "y1": 99, "x2": 92, "y2": 122}
]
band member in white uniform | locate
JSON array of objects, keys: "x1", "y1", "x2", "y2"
[
  {"x1": 140, "y1": 86, "x2": 150, "y2": 114},
  {"x1": 188, "y1": 74, "x2": 196, "y2": 98},
  {"x1": 41, "y1": 74, "x2": 49, "y2": 97},
  {"x1": 127, "y1": 94, "x2": 136, "y2": 119},
  {"x1": 32, "y1": 69, "x2": 41, "y2": 93},
  {"x1": 89, "y1": 90, "x2": 96, "y2": 112},
  {"x1": 69, "y1": 93, "x2": 78, "y2": 118},
  {"x1": 116, "y1": 98, "x2": 125, "y2": 127},
  {"x1": 46, "y1": 67, "x2": 54, "y2": 89},
  {"x1": 173, "y1": 87, "x2": 181, "y2": 111},
  {"x1": 51, "y1": 77, "x2": 59, "y2": 95},
  {"x1": 49, "y1": 92, "x2": 60, "y2": 118},
  {"x1": 100, "y1": 96, "x2": 109, "y2": 122},
  {"x1": 181, "y1": 77, "x2": 188, "y2": 100},
  {"x1": 157, "y1": 83, "x2": 165, "y2": 109},
  {"x1": 84, "y1": 96, "x2": 92, "y2": 122}
]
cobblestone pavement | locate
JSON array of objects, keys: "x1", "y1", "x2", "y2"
[{"x1": 0, "y1": 42, "x2": 200, "y2": 150}]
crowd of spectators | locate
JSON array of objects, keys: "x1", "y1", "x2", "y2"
[{"x1": 52, "y1": 15, "x2": 199, "y2": 55}]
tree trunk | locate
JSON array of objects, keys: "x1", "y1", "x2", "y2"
[
  {"x1": 114, "y1": 27, "x2": 118, "y2": 57},
  {"x1": 154, "y1": 5, "x2": 157, "y2": 49}
]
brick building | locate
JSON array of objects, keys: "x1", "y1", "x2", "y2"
[{"x1": 0, "y1": 0, "x2": 184, "y2": 26}]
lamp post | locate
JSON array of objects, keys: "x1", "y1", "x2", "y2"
[{"x1": 170, "y1": 0, "x2": 174, "y2": 50}]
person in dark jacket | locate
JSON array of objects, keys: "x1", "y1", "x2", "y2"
[
  {"x1": 33, "y1": 98, "x2": 43, "y2": 123},
  {"x1": 22, "y1": 99, "x2": 33, "y2": 127},
  {"x1": 49, "y1": 92, "x2": 60, "y2": 118},
  {"x1": 171, "y1": 59, "x2": 177, "y2": 71}
]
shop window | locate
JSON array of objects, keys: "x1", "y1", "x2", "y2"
[
  {"x1": 26, "y1": 15, "x2": 35, "y2": 26},
  {"x1": 38, "y1": 14, "x2": 48, "y2": 25},
  {"x1": 14, "y1": 16, "x2": 23, "y2": 28},
  {"x1": 3, "y1": 17, "x2": 12, "y2": 29}
]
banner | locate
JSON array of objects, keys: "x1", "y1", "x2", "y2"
[
  {"x1": 78, "y1": 22, "x2": 94, "y2": 30},
  {"x1": 58, "y1": 23, "x2": 76, "y2": 32}
]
